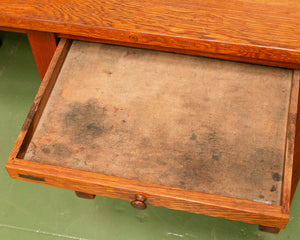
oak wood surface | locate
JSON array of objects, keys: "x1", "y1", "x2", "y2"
[
  {"x1": 281, "y1": 71, "x2": 300, "y2": 213},
  {"x1": 5, "y1": 158, "x2": 289, "y2": 229},
  {"x1": 1, "y1": 0, "x2": 300, "y2": 67},
  {"x1": 27, "y1": 31, "x2": 57, "y2": 79},
  {"x1": 0, "y1": 26, "x2": 26, "y2": 33},
  {"x1": 57, "y1": 34, "x2": 300, "y2": 70},
  {"x1": 291, "y1": 71, "x2": 300, "y2": 202},
  {"x1": 13, "y1": 38, "x2": 71, "y2": 160}
]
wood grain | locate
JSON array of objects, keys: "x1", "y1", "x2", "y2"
[
  {"x1": 10, "y1": 38, "x2": 71, "y2": 161},
  {"x1": 281, "y1": 71, "x2": 300, "y2": 213},
  {"x1": 58, "y1": 34, "x2": 300, "y2": 70},
  {"x1": 291, "y1": 71, "x2": 300, "y2": 202},
  {"x1": 0, "y1": 26, "x2": 26, "y2": 33},
  {"x1": 1, "y1": 0, "x2": 300, "y2": 67},
  {"x1": 27, "y1": 31, "x2": 57, "y2": 79},
  {"x1": 6, "y1": 158, "x2": 289, "y2": 229}
]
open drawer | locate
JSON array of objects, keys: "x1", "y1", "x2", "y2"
[{"x1": 6, "y1": 39, "x2": 300, "y2": 232}]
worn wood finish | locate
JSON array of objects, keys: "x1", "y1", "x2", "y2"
[
  {"x1": 12, "y1": 38, "x2": 71, "y2": 161},
  {"x1": 27, "y1": 31, "x2": 57, "y2": 79},
  {"x1": 281, "y1": 70, "x2": 300, "y2": 212},
  {"x1": 1, "y1": 0, "x2": 300, "y2": 68},
  {"x1": 57, "y1": 34, "x2": 300, "y2": 70},
  {"x1": 5, "y1": 158, "x2": 289, "y2": 229},
  {"x1": 291, "y1": 71, "x2": 300, "y2": 202},
  {"x1": 0, "y1": 26, "x2": 26, "y2": 33}
]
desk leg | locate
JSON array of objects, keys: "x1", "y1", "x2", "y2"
[
  {"x1": 75, "y1": 191, "x2": 96, "y2": 199},
  {"x1": 27, "y1": 31, "x2": 57, "y2": 80},
  {"x1": 259, "y1": 225, "x2": 280, "y2": 234}
]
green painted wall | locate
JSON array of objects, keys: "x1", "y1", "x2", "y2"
[{"x1": 0, "y1": 31, "x2": 299, "y2": 240}]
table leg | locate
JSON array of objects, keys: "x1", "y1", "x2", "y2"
[
  {"x1": 27, "y1": 31, "x2": 57, "y2": 80},
  {"x1": 75, "y1": 191, "x2": 96, "y2": 199},
  {"x1": 259, "y1": 225, "x2": 281, "y2": 234}
]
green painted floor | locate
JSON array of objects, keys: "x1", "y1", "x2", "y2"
[{"x1": 0, "y1": 31, "x2": 299, "y2": 240}]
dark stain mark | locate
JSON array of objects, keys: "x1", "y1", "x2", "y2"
[
  {"x1": 63, "y1": 98, "x2": 107, "y2": 144},
  {"x1": 272, "y1": 173, "x2": 281, "y2": 182},
  {"x1": 207, "y1": 131, "x2": 222, "y2": 161},
  {"x1": 270, "y1": 185, "x2": 277, "y2": 192},
  {"x1": 122, "y1": 120, "x2": 126, "y2": 123},
  {"x1": 49, "y1": 143, "x2": 72, "y2": 158},
  {"x1": 42, "y1": 147, "x2": 50, "y2": 154},
  {"x1": 179, "y1": 181, "x2": 185, "y2": 186},
  {"x1": 259, "y1": 159, "x2": 265, "y2": 163},
  {"x1": 251, "y1": 148, "x2": 281, "y2": 165},
  {"x1": 175, "y1": 129, "x2": 229, "y2": 191},
  {"x1": 87, "y1": 123, "x2": 99, "y2": 130},
  {"x1": 212, "y1": 154, "x2": 219, "y2": 161},
  {"x1": 52, "y1": 143, "x2": 72, "y2": 157},
  {"x1": 190, "y1": 133, "x2": 197, "y2": 141},
  {"x1": 38, "y1": 143, "x2": 73, "y2": 162},
  {"x1": 249, "y1": 148, "x2": 282, "y2": 186},
  {"x1": 103, "y1": 70, "x2": 112, "y2": 75},
  {"x1": 140, "y1": 137, "x2": 151, "y2": 147},
  {"x1": 259, "y1": 194, "x2": 264, "y2": 199}
]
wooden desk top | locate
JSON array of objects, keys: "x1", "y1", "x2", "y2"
[{"x1": 1, "y1": 0, "x2": 300, "y2": 68}]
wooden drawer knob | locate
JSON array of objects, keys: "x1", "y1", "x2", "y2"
[{"x1": 131, "y1": 194, "x2": 147, "y2": 210}]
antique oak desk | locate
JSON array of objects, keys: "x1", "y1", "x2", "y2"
[{"x1": 1, "y1": 0, "x2": 300, "y2": 234}]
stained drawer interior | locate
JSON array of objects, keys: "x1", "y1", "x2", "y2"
[{"x1": 22, "y1": 40, "x2": 293, "y2": 205}]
